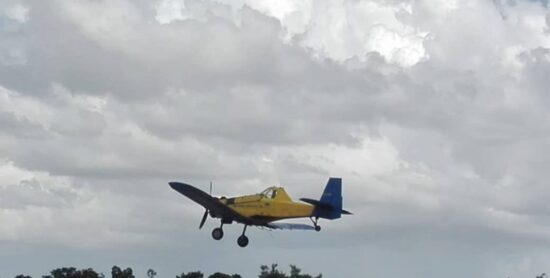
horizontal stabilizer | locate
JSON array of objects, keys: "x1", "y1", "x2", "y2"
[
  {"x1": 300, "y1": 198, "x2": 332, "y2": 209},
  {"x1": 269, "y1": 223, "x2": 316, "y2": 230},
  {"x1": 301, "y1": 197, "x2": 353, "y2": 215}
]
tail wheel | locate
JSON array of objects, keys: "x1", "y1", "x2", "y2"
[
  {"x1": 310, "y1": 217, "x2": 321, "y2": 232},
  {"x1": 212, "y1": 228, "x2": 224, "y2": 240},
  {"x1": 237, "y1": 235, "x2": 249, "y2": 247}
]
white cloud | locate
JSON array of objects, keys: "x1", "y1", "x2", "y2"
[
  {"x1": 155, "y1": 0, "x2": 187, "y2": 23},
  {"x1": 0, "y1": 85, "x2": 54, "y2": 129},
  {"x1": 1, "y1": 1, "x2": 29, "y2": 23},
  {"x1": 0, "y1": 1, "x2": 29, "y2": 65}
]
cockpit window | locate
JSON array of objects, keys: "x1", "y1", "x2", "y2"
[{"x1": 260, "y1": 188, "x2": 277, "y2": 199}]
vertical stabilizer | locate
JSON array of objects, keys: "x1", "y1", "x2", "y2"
[
  {"x1": 320, "y1": 177, "x2": 342, "y2": 211},
  {"x1": 299, "y1": 177, "x2": 351, "y2": 219},
  {"x1": 315, "y1": 177, "x2": 344, "y2": 219}
]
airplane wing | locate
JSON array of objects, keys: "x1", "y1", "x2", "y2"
[
  {"x1": 169, "y1": 182, "x2": 258, "y2": 225},
  {"x1": 268, "y1": 223, "x2": 316, "y2": 230}
]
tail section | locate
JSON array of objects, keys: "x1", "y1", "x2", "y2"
[
  {"x1": 300, "y1": 177, "x2": 352, "y2": 220},
  {"x1": 320, "y1": 177, "x2": 343, "y2": 214}
]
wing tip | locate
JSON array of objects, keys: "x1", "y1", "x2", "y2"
[
  {"x1": 168, "y1": 181, "x2": 180, "y2": 189},
  {"x1": 169, "y1": 181, "x2": 192, "y2": 192}
]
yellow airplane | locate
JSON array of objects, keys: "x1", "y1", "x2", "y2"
[{"x1": 169, "y1": 177, "x2": 351, "y2": 247}]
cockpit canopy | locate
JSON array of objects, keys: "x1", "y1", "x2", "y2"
[
  {"x1": 259, "y1": 187, "x2": 278, "y2": 199},
  {"x1": 259, "y1": 187, "x2": 292, "y2": 201}
]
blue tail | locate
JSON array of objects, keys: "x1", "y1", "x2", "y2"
[{"x1": 300, "y1": 177, "x2": 352, "y2": 220}]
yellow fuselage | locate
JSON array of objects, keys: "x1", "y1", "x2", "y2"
[{"x1": 220, "y1": 187, "x2": 314, "y2": 220}]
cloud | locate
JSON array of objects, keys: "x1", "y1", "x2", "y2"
[{"x1": 2, "y1": 0, "x2": 550, "y2": 277}]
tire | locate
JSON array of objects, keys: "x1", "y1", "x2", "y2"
[
  {"x1": 237, "y1": 235, "x2": 249, "y2": 247},
  {"x1": 212, "y1": 228, "x2": 224, "y2": 240},
  {"x1": 315, "y1": 225, "x2": 321, "y2": 232}
]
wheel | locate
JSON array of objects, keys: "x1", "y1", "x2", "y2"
[
  {"x1": 212, "y1": 228, "x2": 224, "y2": 240},
  {"x1": 237, "y1": 235, "x2": 249, "y2": 247},
  {"x1": 315, "y1": 225, "x2": 321, "y2": 232}
]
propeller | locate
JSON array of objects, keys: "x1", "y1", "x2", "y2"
[
  {"x1": 199, "y1": 181, "x2": 213, "y2": 230},
  {"x1": 199, "y1": 210, "x2": 208, "y2": 229}
]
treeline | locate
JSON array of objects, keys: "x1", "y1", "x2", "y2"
[{"x1": 13, "y1": 263, "x2": 321, "y2": 278}]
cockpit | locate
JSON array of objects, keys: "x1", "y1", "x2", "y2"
[{"x1": 259, "y1": 187, "x2": 278, "y2": 199}]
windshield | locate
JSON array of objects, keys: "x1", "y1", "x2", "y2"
[{"x1": 260, "y1": 188, "x2": 277, "y2": 199}]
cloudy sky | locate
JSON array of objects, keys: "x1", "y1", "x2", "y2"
[{"x1": 1, "y1": 0, "x2": 550, "y2": 277}]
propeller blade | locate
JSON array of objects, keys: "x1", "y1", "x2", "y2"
[{"x1": 199, "y1": 210, "x2": 208, "y2": 229}]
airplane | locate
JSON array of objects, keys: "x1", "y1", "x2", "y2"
[{"x1": 168, "y1": 177, "x2": 352, "y2": 247}]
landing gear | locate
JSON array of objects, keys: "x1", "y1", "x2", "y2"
[
  {"x1": 210, "y1": 222, "x2": 252, "y2": 247},
  {"x1": 237, "y1": 235, "x2": 249, "y2": 247},
  {"x1": 212, "y1": 223, "x2": 224, "y2": 240},
  {"x1": 310, "y1": 217, "x2": 321, "y2": 232},
  {"x1": 237, "y1": 225, "x2": 249, "y2": 247}
]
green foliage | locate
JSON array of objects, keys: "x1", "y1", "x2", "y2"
[
  {"x1": 259, "y1": 264, "x2": 321, "y2": 278},
  {"x1": 15, "y1": 263, "x2": 550, "y2": 278},
  {"x1": 111, "y1": 266, "x2": 134, "y2": 278},
  {"x1": 17, "y1": 263, "x2": 550, "y2": 278},
  {"x1": 42, "y1": 267, "x2": 100, "y2": 278},
  {"x1": 259, "y1": 264, "x2": 287, "y2": 278},
  {"x1": 19, "y1": 263, "x2": 321, "y2": 278},
  {"x1": 208, "y1": 272, "x2": 242, "y2": 278},
  {"x1": 176, "y1": 271, "x2": 204, "y2": 278},
  {"x1": 289, "y1": 265, "x2": 321, "y2": 278}
]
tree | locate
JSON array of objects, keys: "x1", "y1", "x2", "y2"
[
  {"x1": 111, "y1": 266, "x2": 134, "y2": 278},
  {"x1": 33, "y1": 262, "x2": 323, "y2": 278},
  {"x1": 42, "y1": 267, "x2": 100, "y2": 278},
  {"x1": 79, "y1": 268, "x2": 101, "y2": 278},
  {"x1": 146, "y1": 269, "x2": 157, "y2": 278},
  {"x1": 15, "y1": 275, "x2": 32, "y2": 278},
  {"x1": 176, "y1": 271, "x2": 203, "y2": 278},
  {"x1": 289, "y1": 265, "x2": 321, "y2": 278},
  {"x1": 111, "y1": 266, "x2": 121, "y2": 277},
  {"x1": 290, "y1": 265, "x2": 306, "y2": 278},
  {"x1": 259, "y1": 264, "x2": 286, "y2": 278},
  {"x1": 259, "y1": 264, "x2": 321, "y2": 278},
  {"x1": 43, "y1": 267, "x2": 76, "y2": 278},
  {"x1": 208, "y1": 273, "x2": 242, "y2": 278}
]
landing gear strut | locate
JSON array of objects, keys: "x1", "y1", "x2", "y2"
[
  {"x1": 310, "y1": 217, "x2": 321, "y2": 232},
  {"x1": 212, "y1": 223, "x2": 224, "y2": 240},
  {"x1": 237, "y1": 225, "x2": 249, "y2": 247}
]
